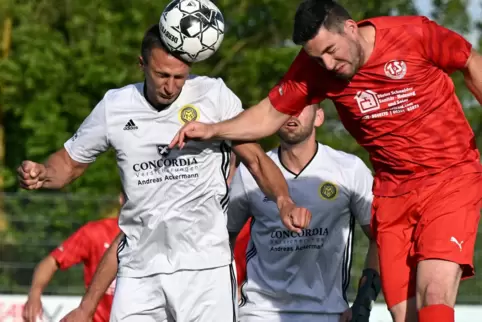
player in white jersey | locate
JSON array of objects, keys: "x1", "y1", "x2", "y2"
[
  {"x1": 17, "y1": 24, "x2": 311, "y2": 322},
  {"x1": 228, "y1": 103, "x2": 380, "y2": 322}
]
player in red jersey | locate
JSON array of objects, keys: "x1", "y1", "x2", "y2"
[
  {"x1": 170, "y1": 1, "x2": 482, "y2": 321},
  {"x1": 22, "y1": 193, "x2": 124, "y2": 322}
]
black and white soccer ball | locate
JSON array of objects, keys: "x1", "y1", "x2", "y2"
[{"x1": 159, "y1": 0, "x2": 225, "y2": 63}]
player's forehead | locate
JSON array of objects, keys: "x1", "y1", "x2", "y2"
[
  {"x1": 304, "y1": 27, "x2": 340, "y2": 55},
  {"x1": 148, "y1": 47, "x2": 190, "y2": 74}
]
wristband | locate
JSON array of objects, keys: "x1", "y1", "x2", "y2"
[{"x1": 351, "y1": 268, "x2": 381, "y2": 322}]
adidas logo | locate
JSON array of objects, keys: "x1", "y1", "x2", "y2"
[{"x1": 123, "y1": 119, "x2": 138, "y2": 131}]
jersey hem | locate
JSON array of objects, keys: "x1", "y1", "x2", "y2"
[{"x1": 117, "y1": 259, "x2": 232, "y2": 277}]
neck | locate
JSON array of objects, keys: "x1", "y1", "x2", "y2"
[
  {"x1": 279, "y1": 136, "x2": 318, "y2": 175},
  {"x1": 358, "y1": 24, "x2": 376, "y2": 66},
  {"x1": 143, "y1": 81, "x2": 171, "y2": 112}
]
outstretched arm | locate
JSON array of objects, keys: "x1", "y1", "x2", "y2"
[
  {"x1": 463, "y1": 49, "x2": 482, "y2": 104},
  {"x1": 232, "y1": 142, "x2": 311, "y2": 232},
  {"x1": 212, "y1": 97, "x2": 291, "y2": 141},
  {"x1": 61, "y1": 232, "x2": 124, "y2": 321},
  {"x1": 360, "y1": 225, "x2": 379, "y2": 272},
  {"x1": 169, "y1": 98, "x2": 291, "y2": 149},
  {"x1": 17, "y1": 148, "x2": 89, "y2": 190},
  {"x1": 23, "y1": 256, "x2": 60, "y2": 321}
]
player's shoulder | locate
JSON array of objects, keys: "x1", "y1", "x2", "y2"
[
  {"x1": 361, "y1": 15, "x2": 430, "y2": 31},
  {"x1": 83, "y1": 217, "x2": 118, "y2": 231},
  {"x1": 99, "y1": 83, "x2": 145, "y2": 115},
  {"x1": 185, "y1": 74, "x2": 233, "y2": 95},
  {"x1": 103, "y1": 83, "x2": 143, "y2": 102},
  {"x1": 319, "y1": 143, "x2": 367, "y2": 171}
]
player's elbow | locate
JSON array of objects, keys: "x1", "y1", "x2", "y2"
[
  {"x1": 244, "y1": 155, "x2": 262, "y2": 178},
  {"x1": 463, "y1": 50, "x2": 482, "y2": 81},
  {"x1": 50, "y1": 149, "x2": 88, "y2": 185}
]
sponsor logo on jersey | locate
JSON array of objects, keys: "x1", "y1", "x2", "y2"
[
  {"x1": 133, "y1": 155, "x2": 200, "y2": 186},
  {"x1": 269, "y1": 227, "x2": 329, "y2": 252},
  {"x1": 123, "y1": 119, "x2": 138, "y2": 131},
  {"x1": 319, "y1": 181, "x2": 338, "y2": 200},
  {"x1": 157, "y1": 144, "x2": 170, "y2": 157},
  {"x1": 133, "y1": 157, "x2": 198, "y2": 172},
  {"x1": 354, "y1": 90, "x2": 380, "y2": 114},
  {"x1": 384, "y1": 60, "x2": 407, "y2": 80},
  {"x1": 178, "y1": 104, "x2": 200, "y2": 124}
]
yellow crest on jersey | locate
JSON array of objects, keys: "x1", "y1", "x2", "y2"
[
  {"x1": 319, "y1": 181, "x2": 338, "y2": 200},
  {"x1": 178, "y1": 104, "x2": 200, "y2": 124}
]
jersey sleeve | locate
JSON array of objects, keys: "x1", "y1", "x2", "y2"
[
  {"x1": 268, "y1": 49, "x2": 325, "y2": 116},
  {"x1": 217, "y1": 79, "x2": 244, "y2": 121},
  {"x1": 349, "y1": 158, "x2": 374, "y2": 227},
  {"x1": 50, "y1": 224, "x2": 92, "y2": 270},
  {"x1": 227, "y1": 167, "x2": 251, "y2": 233},
  {"x1": 420, "y1": 17, "x2": 472, "y2": 73},
  {"x1": 64, "y1": 98, "x2": 110, "y2": 163}
]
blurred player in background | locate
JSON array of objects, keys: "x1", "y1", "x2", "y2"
[
  {"x1": 22, "y1": 192, "x2": 124, "y2": 322},
  {"x1": 229, "y1": 104, "x2": 379, "y2": 322},
  {"x1": 170, "y1": 1, "x2": 482, "y2": 321},
  {"x1": 18, "y1": 24, "x2": 309, "y2": 322}
]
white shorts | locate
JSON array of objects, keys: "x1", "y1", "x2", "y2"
[
  {"x1": 239, "y1": 310, "x2": 341, "y2": 322},
  {"x1": 110, "y1": 264, "x2": 237, "y2": 322}
]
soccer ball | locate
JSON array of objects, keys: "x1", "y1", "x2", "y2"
[{"x1": 159, "y1": 0, "x2": 225, "y2": 63}]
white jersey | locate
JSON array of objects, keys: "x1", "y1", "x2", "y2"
[
  {"x1": 228, "y1": 143, "x2": 373, "y2": 315},
  {"x1": 64, "y1": 76, "x2": 243, "y2": 277}
]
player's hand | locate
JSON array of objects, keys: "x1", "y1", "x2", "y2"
[
  {"x1": 17, "y1": 161, "x2": 47, "y2": 190},
  {"x1": 22, "y1": 296, "x2": 43, "y2": 322},
  {"x1": 169, "y1": 121, "x2": 215, "y2": 150},
  {"x1": 339, "y1": 308, "x2": 352, "y2": 322},
  {"x1": 278, "y1": 197, "x2": 311, "y2": 233},
  {"x1": 60, "y1": 307, "x2": 92, "y2": 322}
]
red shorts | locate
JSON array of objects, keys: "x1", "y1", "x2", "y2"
[{"x1": 371, "y1": 173, "x2": 482, "y2": 309}]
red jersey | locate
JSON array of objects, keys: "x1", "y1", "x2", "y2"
[
  {"x1": 50, "y1": 218, "x2": 120, "y2": 322},
  {"x1": 268, "y1": 16, "x2": 482, "y2": 196},
  {"x1": 233, "y1": 218, "x2": 252, "y2": 286}
]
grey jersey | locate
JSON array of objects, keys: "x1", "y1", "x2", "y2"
[
  {"x1": 228, "y1": 143, "x2": 373, "y2": 314},
  {"x1": 64, "y1": 76, "x2": 243, "y2": 277}
]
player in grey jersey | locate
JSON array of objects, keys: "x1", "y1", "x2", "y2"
[
  {"x1": 228, "y1": 103, "x2": 380, "y2": 322},
  {"x1": 17, "y1": 24, "x2": 311, "y2": 322}
]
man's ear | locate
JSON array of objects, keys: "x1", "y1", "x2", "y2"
[
  {"x1": 314, "y1": 107, "x2": 325, "y2": 127},
  {"x1": 138, "y1": 55, "x2": 145, "y2": 70}
]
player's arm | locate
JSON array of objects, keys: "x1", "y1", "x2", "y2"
[
  {"x1": 211, "y1": 97, "x2": 290, "y2": 141},
  {"x1": 232, "y1": 142, "x2": 310, "y2": 232},
  {"x1": 360, "y1": 225, "x2": 379, "y2": 272},
  {"x1": 23, "y1": 255, "x2": 60, "y2": 321},
  {"x1": 18, "y1": 98, "x2": 110, "y2": 190},
  {"x1": 463, "y1": 50, "x2": 482, "y2": 104},
  {"x1": 24, "y1": 225, "x2": 91, "y2": 321},
  {"x1": 419, "y1": 17, "x2": 482, "y2": 103},
  {"x1": 169, "y1": 50, "x2": 320, "y2": 148},
  {"x1": 75, "y1": 232, "x2": 124, "y2": 318},
  {"x1": 40, "y1": 148, "x2": 89, "y2": 189},
  {"x1": 346, "y1": 159, "x2": 380, "y2": 321}
]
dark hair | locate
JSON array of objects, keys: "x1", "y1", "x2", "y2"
[
  {"x1": 140, "y1": 24, "x2": 170, "y2": 63},
  {"x1": 292, "y1": 0, "x2": 352, "y2": 45},
  {"x1": 140, "y1": 24, "x2": 191, "y2": 65}
]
